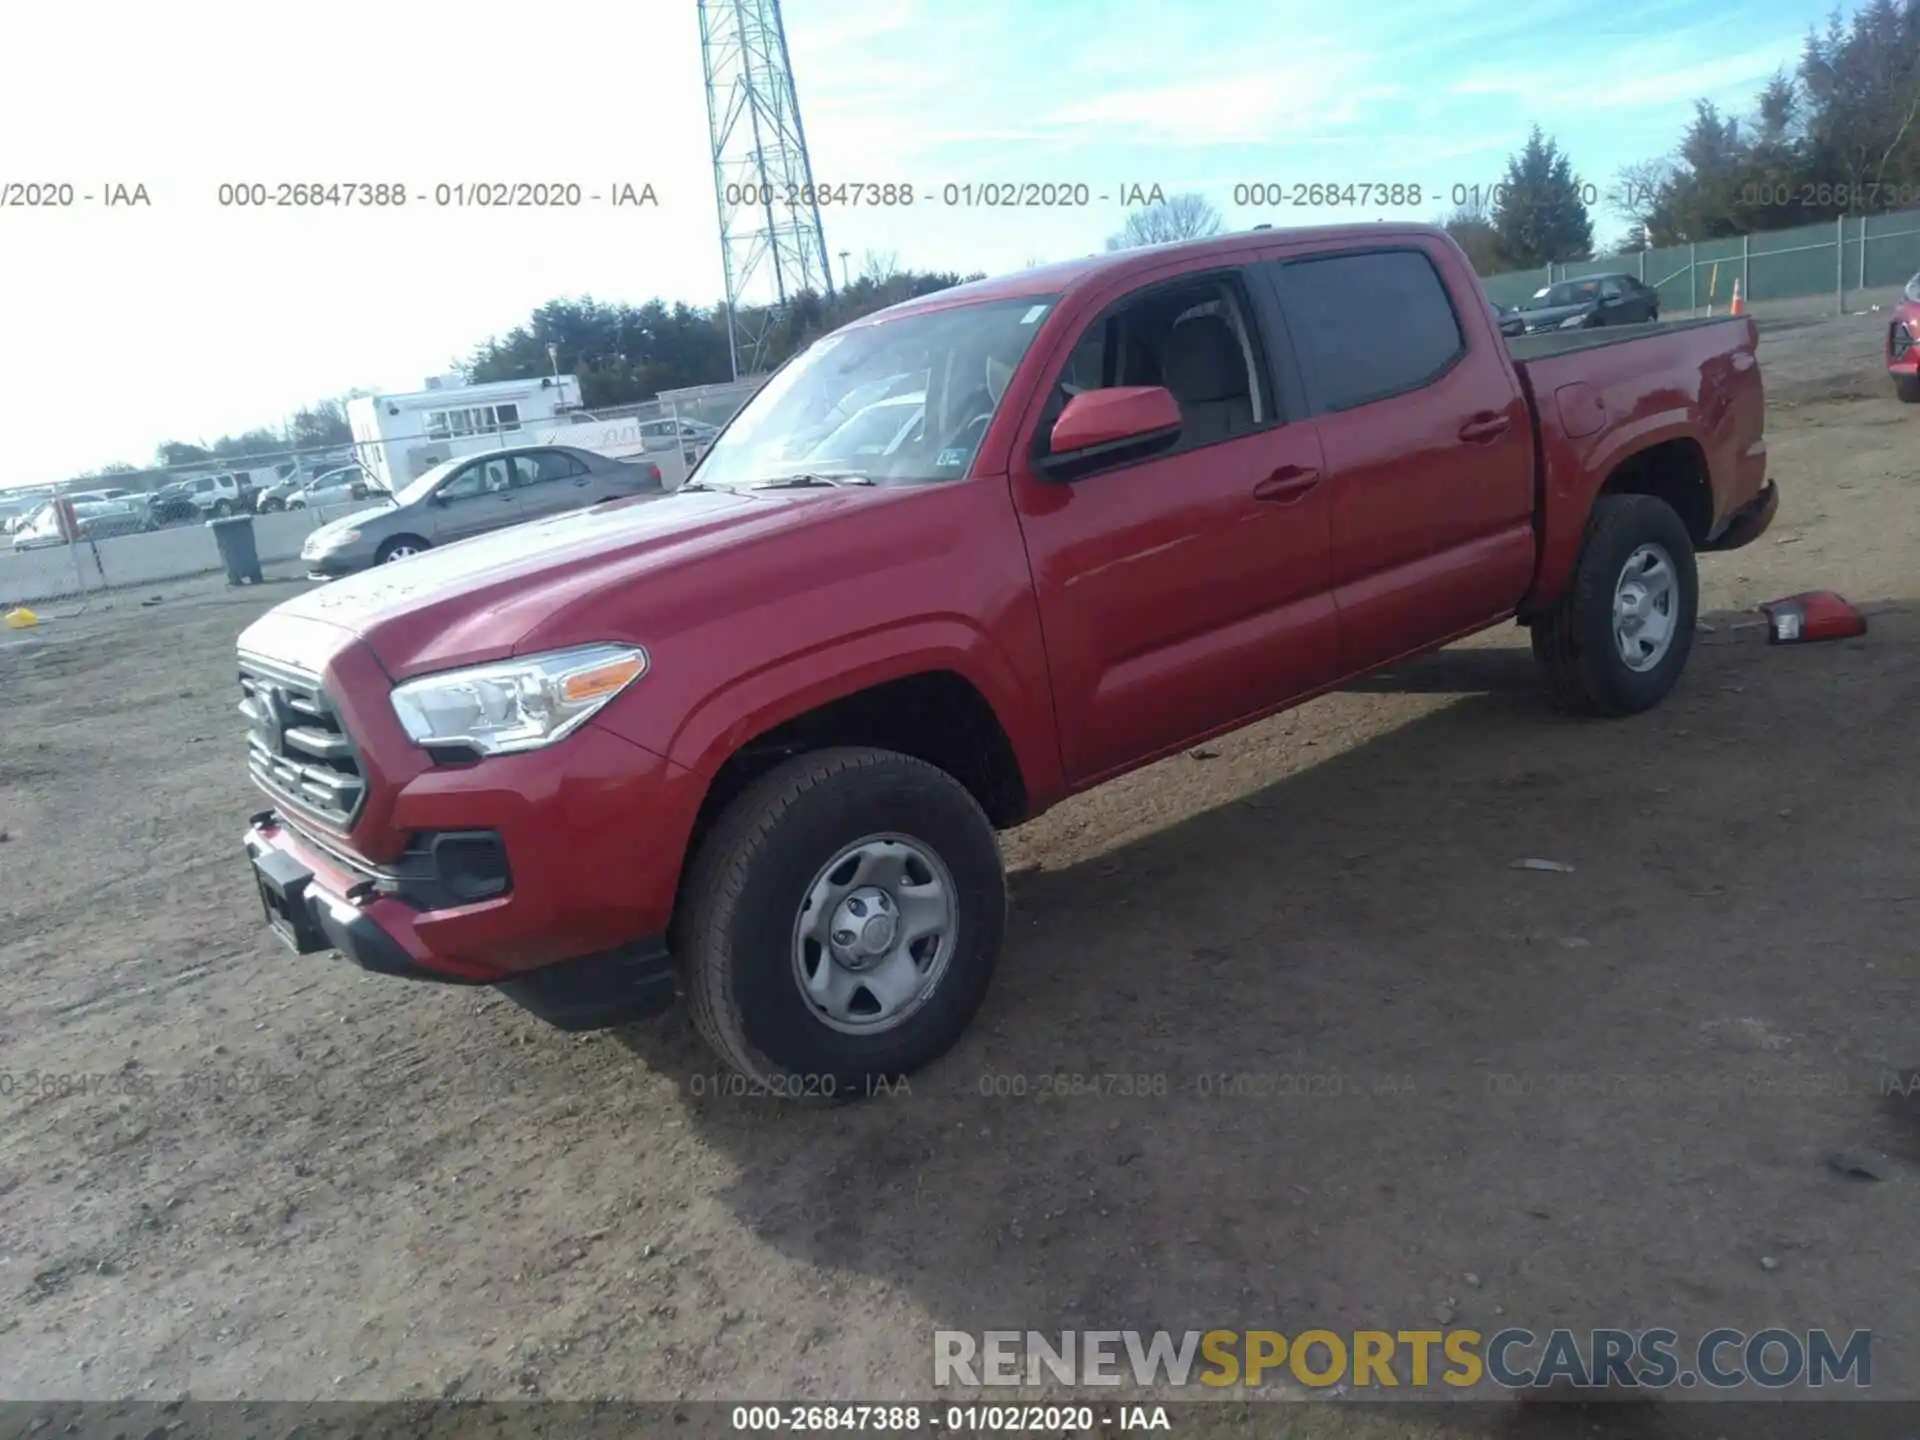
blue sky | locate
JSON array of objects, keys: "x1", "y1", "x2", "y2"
[{"x1": 0, "y1": 0, "x2": 1822, "y2": 484}]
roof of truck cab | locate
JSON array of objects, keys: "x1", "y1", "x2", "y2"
[{"x1": 850, "y1": 222, "x2": 1450, "y2": 328}]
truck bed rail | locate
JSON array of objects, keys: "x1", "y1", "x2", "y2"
[{"x1": 1506, "y1": 315, "x2": 1744, "y2": 362}]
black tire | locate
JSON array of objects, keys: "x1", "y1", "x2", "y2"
[
  {"x1": 212, "y1": 500, "x2": 232, "y2": 518},
  {"x1": 1529, "y1": 493, "x2": 1698, "y2": 717},
  {"x1": 676, "y1": 746, "x2": 1007, "y2": 1097},
  {"x1": 374, "y1": 535, "x2": 429, "y2": 565},
  {"x1": 260, "y1": 498, "x2": 284, "y2": 513},
  {"x1": 1895, "y1": 373, "x2": 1920, "y2": 404}
]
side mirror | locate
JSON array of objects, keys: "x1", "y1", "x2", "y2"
[{"x1": 1038, "y1": 386, "x2": 1182, "y2": 476}]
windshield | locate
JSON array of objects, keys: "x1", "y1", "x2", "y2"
[
  {"x1": 1907, "y1": 272, "x2": 1920, "y2": 303},
  {"x1": 1523, "y1": 280, "x2": 1602, "y2": 310},
  {"x1": 691, "y1": 296, "x2": 1058, "y2": 489}
]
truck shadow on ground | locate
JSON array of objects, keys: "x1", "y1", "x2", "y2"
[{"x1": 616, "y1": 604, "x2": 1917, "y2": 1427}]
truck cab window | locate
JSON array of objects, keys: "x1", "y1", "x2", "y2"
[
  {"x1": 1272, "y1": 249, "x2": 1464, "y2": 412},
  {"x1": 1038, "y1": 277, "x2": 1270, "y2": 454}
]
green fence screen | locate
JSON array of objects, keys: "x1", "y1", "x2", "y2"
[{"x1": 1479, "y1": 207, "x2": 1920, "y2": 311}]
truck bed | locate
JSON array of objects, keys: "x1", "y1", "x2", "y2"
[{"x1": 1505, "y1": 314, "x2": 1739, "y2": 362}]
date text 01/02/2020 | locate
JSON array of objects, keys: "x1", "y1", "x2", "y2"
[
  {"x1": 726, "y1": 1404, "x2": 1173, "y2": 1432},
  {"x1": 211, "y1": 182, "x2": 661, "y2": 208},
  {"x1": 1230, "y1": 181, "x2": 1606, "y2": 209},
  {"x1": 719, "y1": 181, "x2": 1173, "y2": 208}
]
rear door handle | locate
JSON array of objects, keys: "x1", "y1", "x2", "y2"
[
  {"x1": 1458, "y1": 413, "x2": 1512, "y2": 443},
  {"x1": 1253, "y1": 465, "x2": 1322, "y2": 503}
]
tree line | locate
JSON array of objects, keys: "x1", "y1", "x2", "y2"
[{"x1": 1445, "y1": 0, "x2": 1920, "y2": 270}]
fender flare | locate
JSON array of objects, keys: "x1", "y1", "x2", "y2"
[{"x1": 660, "y1": 615, "x2": 1059, "y2": 802}]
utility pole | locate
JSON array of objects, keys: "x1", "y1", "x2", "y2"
[{"x1": 700, "y1": 0, "x2": 831, "y2": 378}]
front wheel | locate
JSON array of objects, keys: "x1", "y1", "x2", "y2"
[
  {"x1": 375, "y1": 535, "x2": 429, "y2": 564},
  {"x1": 1895, "y1": 373, "x2": 1920, "y2": 404},
  {"x1": 1529, "y1": 493, "x2": 1698, "y2": 717},
  {"x1": 676, "y1": 747, "x2": 1007, "y2": 1096}
]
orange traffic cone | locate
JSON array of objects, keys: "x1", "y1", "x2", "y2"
[{"x1": 1730, "y1": 279, "x2": 1745, "y2": 315}]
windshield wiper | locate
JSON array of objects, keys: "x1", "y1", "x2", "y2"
[{"x1": 750, "y1": 472, "x2": 875, "y2": 489}]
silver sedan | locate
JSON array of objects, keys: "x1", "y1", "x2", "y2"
[{"x1": 299, "y1": 446, "x2": 663, "y2": 578}]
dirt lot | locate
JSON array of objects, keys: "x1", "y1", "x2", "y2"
[{"x1": 2, "y1": 305, "x2": 1918, "y2": 1435}]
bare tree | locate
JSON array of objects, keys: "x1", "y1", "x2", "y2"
[
  {"x1": 1439, "y1": 195, "x2": 1503, "y2": 274},
  {"x1": 858, "y1": 249, "x2": 901, "y2": 285},
  {"x1": 1104, "y1": 192, "x2": 1223, "y2": 250}
]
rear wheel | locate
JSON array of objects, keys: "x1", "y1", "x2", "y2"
[
  {"x1": 1530, "y1": 494, "x2": 1697, "y2": 717},
  {"x1": 375, "y1": 535, "x2": 428, "y2": 564},
  {"x1": 1895, "y1": 373, "x2": 1920, "y2": 404},
  {"x1": 676, "y1": 747, "x2": 1007, "y2": 1097},
  {"x1": 212, "y1": 500, "x2": 233, "y2": 518}
]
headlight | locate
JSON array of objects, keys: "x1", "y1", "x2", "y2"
[
  {"x1": 1558, "y1": 313, "x2": 1589, "y2": 329},
  {"x1": 389, "y1": 643, "x2": 649, "y2": 756}
]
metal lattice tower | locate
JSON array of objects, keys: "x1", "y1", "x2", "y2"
[{"x1": 700, "y1": 0, "x2": 833, "y2": 379}]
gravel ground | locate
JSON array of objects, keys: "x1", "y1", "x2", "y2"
[{"x1": 1, "y1": 304, "x2": 1917, "y2": 1439}]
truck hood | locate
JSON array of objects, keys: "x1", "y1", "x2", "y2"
[{"x1": 249, "y1": 485, "x2": 878, "y2": 679}]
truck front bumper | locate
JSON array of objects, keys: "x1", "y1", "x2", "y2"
[{"x1": 243, "y1": 808, "x2": 678, "y2": 1031}]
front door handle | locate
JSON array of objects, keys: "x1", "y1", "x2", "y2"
[
  {"x1": 1253, "y1": 465, "x2": 1322, "y2": 503},
  {"x1": 1458, "y1": 413, "x2": 1512, "y2": 443}
]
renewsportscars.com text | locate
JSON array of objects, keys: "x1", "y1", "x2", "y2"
[{"x1": 934, "y1": 1328, "x2": 1872, "y2": 1391}]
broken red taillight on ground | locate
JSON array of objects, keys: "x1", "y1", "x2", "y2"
[{"x1": 1759, "y1": 591, "x2": 1868, "y2": 644}]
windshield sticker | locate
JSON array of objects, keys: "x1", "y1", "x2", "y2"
[
  {"x1": 935, "y1": 447, "x2": 971, "y2": 470},
  {"x1": 1021, "y1": 304, "x2": 1049, "y2": 325}
]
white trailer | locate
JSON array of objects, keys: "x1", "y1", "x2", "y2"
[{"x1": 348, "y1": 374, "x2": 584, "y2": 491}]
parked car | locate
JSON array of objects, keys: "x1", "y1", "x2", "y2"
[
  {"x1": 298, "y1": 445, "x2": 663, "y2": 577},
  {"x1": 64, "y1": 487, "x2": 152, "y2": 526},
  {"x1": 237, "y1": 221, "x2": 1775, "y2": 1093},
  {"x1": 638, "y1": 416, "x2": 721, "y2": 463},
  {"x1": 1507, "y1": 273, "x2": 1660, "y2": 334},
  {"x1": 277, "y1": 466, "x2": 377, "y2": 511},
  {"x1": 11, "y1": 498, "x2": 150, "y2": 549},
  {"x1": 151, "y1": 472, "x2": 256, "y2": 523},
  {"x1": 1887, "y1": 271, "x2": 1920, "y2": 403}
]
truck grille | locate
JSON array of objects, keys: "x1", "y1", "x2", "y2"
[{"x1": 238, "y1": 657, "x2": 367, "y2": 829}]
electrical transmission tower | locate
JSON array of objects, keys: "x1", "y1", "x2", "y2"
[{"x1": 700, "y1": 0, "x2": 833, "y2": 379}]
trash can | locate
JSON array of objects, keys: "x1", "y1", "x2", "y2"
[{"x1": 207, "y1": 514, "x2": 264, "y2": 586}]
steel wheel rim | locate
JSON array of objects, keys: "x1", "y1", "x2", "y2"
[
  {"x1": 790, "y1": 832, "x2": 958, "y2": 1035},
  {"x1": 384, "y1": 545, "x2": 418, "y2": 562},
  {"x1": 1613, "y1": 541, "x2": 1678, "y2": 672}
]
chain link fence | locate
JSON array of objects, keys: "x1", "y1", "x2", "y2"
[
  {"x1": 1482, "y1": 205, "x2": 1920, "y2": 315},
  {"x1": 0, "y1": 378, "x2": 765, "y2": 616}
]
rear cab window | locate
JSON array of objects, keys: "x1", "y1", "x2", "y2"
[{"x1": 1264, "y1": 248, "x2": 1466, "y2": 413}]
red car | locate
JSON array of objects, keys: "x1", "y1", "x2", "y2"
[
  {"x1": 237, "y1": 222, "x2": 1776, "y2": 1092},
  {"x1": 1888, "y1": 273, "x2": 1920, "y2": 403}
]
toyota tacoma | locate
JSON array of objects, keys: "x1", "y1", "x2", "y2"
[{"x1": 238, "y1": 222, "x2": 1776, "y2": 1094}]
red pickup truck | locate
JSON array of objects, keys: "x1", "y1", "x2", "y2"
[
  {"x1": 238, "y1": 223, "x2": 1775, "y2": 1094},
  {"x1": 1888, "y1": 273, "x2": 1920, "y2": 401}
]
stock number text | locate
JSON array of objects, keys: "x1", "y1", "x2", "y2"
[
  {"x1": 729, "y1": 1405, "x2": 922, "y2": 1430},
  {"x1": 1235, "y1": 182, "x2": 1424, "y2": 207},
  {"x1": 218, "y1": 182, "x2": 409, "y2": 207},
  {"x1": 1743, "y1": 181, "x2": 1920, "y2": 209}
]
